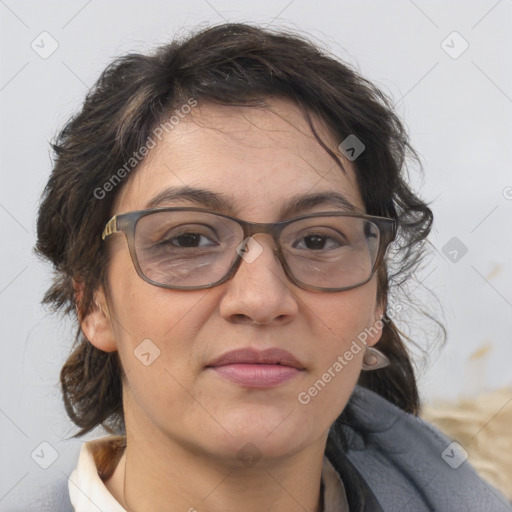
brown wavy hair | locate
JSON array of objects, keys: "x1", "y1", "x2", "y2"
[{"x1": 36, "y1": 23, "x2": 437, "y2": 447}]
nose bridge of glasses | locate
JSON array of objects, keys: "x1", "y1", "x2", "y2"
[
  {"x1": 240, "y1": 221, "x2": 282, "y2": 253},
  {"x1": 242, "y1": 220, "x2": 276, "y2": 237}
]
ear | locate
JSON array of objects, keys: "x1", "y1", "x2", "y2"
[
  {"x1": 367, "y1": 300, "x2": 385, "y2": 347},
  {"x1": 74, "y1": 279, "x2": 117, "y2": 353}
]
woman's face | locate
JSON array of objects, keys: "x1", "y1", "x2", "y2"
[{"x1": 87, "y1": 99, "x2": 384, "y2": 464}]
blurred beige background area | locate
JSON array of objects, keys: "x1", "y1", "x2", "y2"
[{"x1": 422, "y1": 387, "x2": 512, "y2": 501}]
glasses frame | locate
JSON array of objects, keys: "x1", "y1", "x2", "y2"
[{"x1": 102, "y1": 207, "x2": 397, "y2": 292}]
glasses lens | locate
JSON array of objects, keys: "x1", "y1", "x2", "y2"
[
  {"x1": 132, "y1": 211, "x2": 382, "y2": 290},
  {"x1": 280, "y1": 216, "x2": 381, "y2": 289},
  {"x1": 134, "y1": 211, "x2": 243, "y2": 287}
]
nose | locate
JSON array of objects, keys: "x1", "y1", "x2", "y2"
[{"x1": 218, "y1": 235, "x2": 299, "y2": 326}]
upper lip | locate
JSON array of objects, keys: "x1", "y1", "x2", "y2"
[{"x1": 206, "y1": 348, "x2": 305, "y2": 370}]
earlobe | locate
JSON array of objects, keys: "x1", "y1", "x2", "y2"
[
  {"x1": 74, "y1": 280, "x2": 117, "y2": 353},
  {"x1": 360, "y1": 303, "x2": 389, "y2": 371}
]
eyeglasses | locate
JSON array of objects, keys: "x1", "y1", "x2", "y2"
[{"x1": 101, "y1": 207, "x2": 396, "y2": 292}]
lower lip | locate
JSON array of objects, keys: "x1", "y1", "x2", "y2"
[{"x1": 209, "y1": 364, "x2": 302, "y2": 388}]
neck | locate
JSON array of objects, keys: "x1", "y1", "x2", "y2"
[{"x1": 107, "y1": 429, "x2": 327, "y2": 512}]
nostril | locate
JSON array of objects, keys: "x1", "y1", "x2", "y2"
[{"x1": 232, "y1": 313, "x2": 256, "y2": 324}]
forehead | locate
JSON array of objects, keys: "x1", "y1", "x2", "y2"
[{"x1": 113, "y1": 99, "x2": 365, "y2": 218}]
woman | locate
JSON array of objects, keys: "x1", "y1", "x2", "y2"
[{"x1": 36, "y1": 22, "x2": 511, "y2": 511}]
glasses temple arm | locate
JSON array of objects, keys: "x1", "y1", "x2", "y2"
[{"x1": 102, "y1": 216, "x2": 118, "y2": 240}]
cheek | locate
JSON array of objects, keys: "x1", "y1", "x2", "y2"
[
  {"x1": 309, "y1": 282, "x2": 379, "y2": 350},
  {"x1": 297, "y1": 284, "x2": 378, "y2": 415},
  {"x1": 106, "y1": 249, "x2": 213, "y2": 385},
  {"x1": 107, "y1": 271, "x2": 214, "y2": 437},
  {"x1": 107, "y1": 245, "x2": 205, "y2": 339}
]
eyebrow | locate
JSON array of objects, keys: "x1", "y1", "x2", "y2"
[{"x1": 145, "y1": 185, "x2": 359, "y2": 218}]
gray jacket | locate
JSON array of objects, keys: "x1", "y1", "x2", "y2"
[{"x1": 4, "y1": 386, "x2": 510, "y2": 511}]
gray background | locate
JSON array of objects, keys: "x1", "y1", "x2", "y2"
[{"x1": 1, "y1": 0, "x2": 511, "y2": 507}]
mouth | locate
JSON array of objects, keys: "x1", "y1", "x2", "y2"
[{"x1": 205, "y1": 348, "x2": 305, "y2": 389}]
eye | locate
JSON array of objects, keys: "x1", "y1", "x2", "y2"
[
  {"x1": 293, "y1": 232, "x2": 345, "y2": 251},
  {"x1": 164, "y1": 232, "x2": 217, "y2": 248},
  {"x1": 147, "y1": 224, "x2": 221, "y2": 250}
]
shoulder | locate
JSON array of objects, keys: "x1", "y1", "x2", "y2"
[{"x1": 340, "y1": 385, "x2": 512, "y2": 511}]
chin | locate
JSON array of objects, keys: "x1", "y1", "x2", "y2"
[
  {"x1": 205, "y1": 410, "x2": 313, "y2": 463},
  {"x1": 210, "y1": 435, "x2": 306, "y2": 468}
]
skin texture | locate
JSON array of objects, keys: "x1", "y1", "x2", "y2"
[{"x1": 80, "y1": 99, "x2": 384, "y2": 512}]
